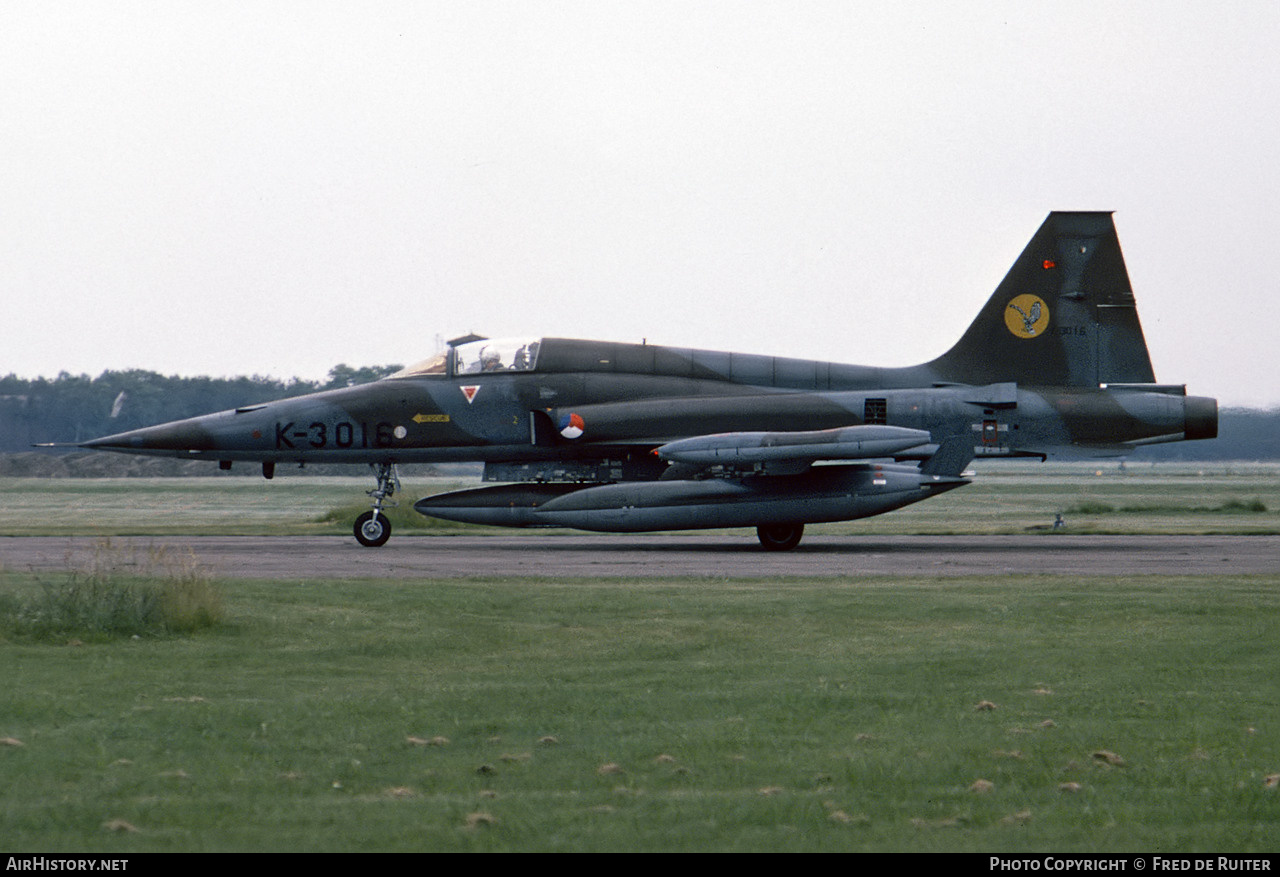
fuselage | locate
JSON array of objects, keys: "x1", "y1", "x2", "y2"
[{"x1": 80, "y1": 335, "x2": 1217, "y2": 467}]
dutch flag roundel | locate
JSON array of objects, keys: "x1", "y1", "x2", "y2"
[{"x1": 559, "y1": 413, "x2": 585, "y2": 440}]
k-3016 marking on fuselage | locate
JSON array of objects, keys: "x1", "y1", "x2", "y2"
[{"x1": 274, "y1": 421, "x2": 401, "y2": 450}]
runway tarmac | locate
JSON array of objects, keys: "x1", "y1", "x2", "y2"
[{"x1": 2, "y1": 534, "x2": 1276, "y2": 579}]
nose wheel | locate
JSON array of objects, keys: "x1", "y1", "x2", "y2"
[
  {"x1": 355, "y1": 463, "x2": 400, "y2": 547},
  {"x1": 354, "y1": 510, "x2": 392, "y2": 547}
]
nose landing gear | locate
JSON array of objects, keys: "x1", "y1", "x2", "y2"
[{"x1": 354, "y1": 462, "x2": 400, "y2": 547}]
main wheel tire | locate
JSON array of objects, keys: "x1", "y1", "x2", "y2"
[
  {"x1": 354, "y1": 511, "x2": 392, "y2": 547},
  {"x1": 756, "y1": 523, "x2": 804, "y2": 551}
]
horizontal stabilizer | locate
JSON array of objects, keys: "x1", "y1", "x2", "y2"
[
  {"x1": 657, "y1": 425, "x2": 932, "y2": 466},
  {"x1": 919, "y1": 435, "x2": 974, "y2": 478}
]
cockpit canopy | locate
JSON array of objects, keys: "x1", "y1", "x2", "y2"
[{"x1": 388, "y1": 337, "x2": 541, "y2": 379}]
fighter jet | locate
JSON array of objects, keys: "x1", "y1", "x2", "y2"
[{"x1": 61, "y1": 212, "x2": 1217, "y2": 549}]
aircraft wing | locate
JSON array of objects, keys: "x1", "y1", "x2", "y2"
[{"x1": 418, "y1": 426, "x2": 973, "y2": 535}]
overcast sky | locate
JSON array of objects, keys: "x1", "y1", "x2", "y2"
[{"x1": 3, "y1": 2, "x2": 1277, "y2": 407}]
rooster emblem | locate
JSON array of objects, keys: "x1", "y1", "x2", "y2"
[
  {"x1": 1009, "y1": 300, "x2": 1041, "y2": 334},
  {"x1": 1004, "y1": 294, "x2": 1049, "y2": 338}
]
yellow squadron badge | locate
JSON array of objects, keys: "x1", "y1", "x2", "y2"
[{"x1": 1005, "y1": 294, "x2": 1049, "y2": 338}]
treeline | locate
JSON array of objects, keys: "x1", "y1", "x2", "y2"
[
  {"x1": 1137, "y1": 408, "x2": 1280, "y2": 461},
  {"x1": 0, "y1": 365, "x2": 401, "y2": 451},
  {"x1": 2, "y1": 368, "x2": 1278, "y2": 460}
]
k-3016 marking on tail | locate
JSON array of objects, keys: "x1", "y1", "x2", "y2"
[{"x1": 51, "y1": 212, "x2": 1216, "y2": 550}]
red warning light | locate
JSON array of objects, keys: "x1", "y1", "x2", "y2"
[{"x1": 1042, "y1": 259, "x2": 1057, "y2": 269}]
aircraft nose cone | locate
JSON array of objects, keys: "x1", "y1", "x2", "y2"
[
  {"x1": 79, "y1": 431, "x2": 145, "y2": 450},
  {"x1": 80, "y1": 419, "x2": 214, "y2": 453}
]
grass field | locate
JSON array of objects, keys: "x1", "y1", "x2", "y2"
[
  {"x1": 1, "y1": 465, "x2": 1278, "y2": 852},
  {"x1": 1, "y1": 570, "x2": 1278, "y2": 852}
]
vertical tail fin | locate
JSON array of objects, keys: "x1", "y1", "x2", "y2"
[{"x1": 929, "y1": 212, "x2": 1156, "y2": 387}]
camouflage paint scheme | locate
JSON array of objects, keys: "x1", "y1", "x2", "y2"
[{"x1": 71, "y1": 213, "x2": 1217, "y2": 549}]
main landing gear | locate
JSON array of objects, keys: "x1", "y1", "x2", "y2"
[
  {"x1": 354, "y1": 462, "x2": 400, "y2": 547},
  {"x1": 756, "y1": 523, "x2": 804, "y2": 551}
]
